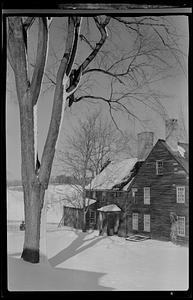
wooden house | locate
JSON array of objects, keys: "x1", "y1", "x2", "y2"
[
  {"x1": 86, "y1": 119, "x2": 189, "y2": 244},
  {"x1": 86, "y1": 131, "x2": 154, "y2": 236},
  {"x1": 125, "y1": 138, "x2": 189, "y2": 245}
]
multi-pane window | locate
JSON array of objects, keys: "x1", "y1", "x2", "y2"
[
  {"x1": 176, "y1": 186, "x2": 185, "y2": 203},
  {"x1": 89, "y1": 210, "x2": 96, "y2": 224},
  {"x1": 132, "y1": 213, "x2": 138, "y2": 230},
  {"x1": 156, "y1": 160, "x2": 163, "y2": 175},
  {"x1": 144, "y1": 214, "x2": 150, "y2": 232},
  {"x1": 177, "y1": 216, "x2": 185, "y2": 236},
  {"x1": 144, "y1": 187, "x2": 150, "y2": 205}
]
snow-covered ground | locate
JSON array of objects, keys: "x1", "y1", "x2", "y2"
[
  {"x1": 7, "y1": 186, "x2": 189, "y2": 291},
  {"x1": 7, "y1": 185, "x2": 95, "y2": 224},
  {"x1": 7, "y1": 225, "x2": 189, "y2": 291}
]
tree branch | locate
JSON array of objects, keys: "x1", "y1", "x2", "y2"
[
  {"x1": 39, "y1": 17, "x2": 82, "y2": 188},
  {"x1": 80, "y1": 16, "x2": 111, "y2": 72},
  {"x1": 83, "y1": 68, "x2": 125, "y2": 84},
  {"x1": 30, "y1": 18, "x2": 49, "y2": 106},
  {"x1": 7, "y1": 17, "x2": 29, "y2": 100},
  {"x1": 66, "y1": 16, "x2": 82, "y2": 76}
]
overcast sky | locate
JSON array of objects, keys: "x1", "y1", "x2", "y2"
[{"x1": 6, "y1": 14, "x2": 189, "y2": 180}]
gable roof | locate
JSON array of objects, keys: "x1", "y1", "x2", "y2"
[
  {"x1": 87, "y1": 158, "x2": 138, "y2": 190},
  {"x1": 159, "y1": 140, "x2": 189, "y2": 173},
  {"x1": 97, "y1": 204, "x2": 121, "y2": 212},
  {"x1": 123, "y1": 139, "x2": 188, "y2": 191}
]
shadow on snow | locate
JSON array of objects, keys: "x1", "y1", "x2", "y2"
[
  {"x1": 8, "y1": 255, "x2": 113, "y2": 291},
  {"x1": 8, "y1": 230, "x2": 113, "y2": 291},
  {"x1": 49, "y1": 230, "x2": 106, "y2": 267}
]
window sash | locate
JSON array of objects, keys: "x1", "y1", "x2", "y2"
[
  {"x1": 156, "y1": 160, "x2": 163, "y2": 175},
  {"x1": 144, "y1": 187, "x2": 150, "y2": 204},
  {"x1": 177, "y1": 216, "x2": 185, "y2": 236},
  {"x1": 132, "y1": 213, "x2": 138, "y2": 230},
  {"x1": 176, "y1": 186, "x2": 185, "y2": 203},
  {"x1": 144, "y1": 214, "x2": 150, "y2": 232},
  {"x1": 89, "y1": 211, "x2": 96, "y2": 223}
]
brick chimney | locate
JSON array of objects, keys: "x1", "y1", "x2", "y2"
[
  {"x1": 165, "y1": 119, "x2": 179, "y2": 151},
  {"x1": 137, "y1": 132, "x2": 154, "y2": 161}
]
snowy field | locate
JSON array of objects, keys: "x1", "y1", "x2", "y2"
[{"x1": 7, "y1": 224, "x2": 189, "y2": 291}]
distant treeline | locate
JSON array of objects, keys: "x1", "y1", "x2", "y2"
[{"x1": 7, "y1": 174, "x2": 91, "y2": 187}]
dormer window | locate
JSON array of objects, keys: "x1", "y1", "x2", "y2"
[{"x1": 156, "y1": 160, "x2": 163, "y2": 175}]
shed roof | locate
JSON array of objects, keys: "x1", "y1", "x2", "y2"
[{"x1": 97, "y1": 204, "x2": 121, "y2": 212}]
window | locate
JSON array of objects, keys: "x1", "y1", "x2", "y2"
[
  {"x1": 132, "y1": 213, "x2": 138, "y2": 230},
  {"x1": 132, "y1": 188, "x2": 138, "y2": 203},
  {"x1": 156, "y1": 160, "x2": 163, "y2": 175},
  {"x1": 176, "y1": 186, "x2": 185, "y2": 203},
  {"x1": 89, "y1": 210, "x2": 96, "y2": 224},
  {"x1": 102, "y1": 191, "x2": 106, "y2": 197},
  {"x1": 177, "y1": 216, "x2": 185, "y2": 236},
  {"x1": 144, "y1": 214, "x2": 150, "y2": 232},
  {"x1": 144, "y1": 187, "x2": 150, "y2": 205},
  {"x1": 93, "y1": 191, "x2": 96, "y2": 199}
]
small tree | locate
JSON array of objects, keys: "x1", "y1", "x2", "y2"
[{"x1": 56, "y1": 109, "x2": 119, "y2": 231}]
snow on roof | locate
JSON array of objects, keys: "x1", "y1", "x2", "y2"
[
  {"x1": 97, "y1": 204, "x2": 121, "y2": 212},
  {"x1": 177, "y1": 145, "x2": 186, "y2": 158},
  {"x1": 87, "y1": 158, "x2": 138, "y2": 190},
  {"x1": 123, "y1": 177, "x2": 135, "y2": 191},
  {"x1": 159, "y1": 140, "x2": 189, "y2": 173}
]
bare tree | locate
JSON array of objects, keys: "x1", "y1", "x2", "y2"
[
  {"x1": 7, "y1": 13, "x2": 187, "y2": 263},
  {"x1": 56, "y1": 109, "x2": 119, "y2": 231}
]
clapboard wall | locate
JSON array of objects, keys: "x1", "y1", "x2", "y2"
[{"x1": 128, "y1": 140, "x2": 189, "y2": 244}]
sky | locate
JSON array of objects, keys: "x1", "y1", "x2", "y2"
[{"x1": 6, "y1": 14, "x2": 189, "y2": 181}]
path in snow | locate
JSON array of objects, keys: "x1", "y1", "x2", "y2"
[{"x1": 7, "y1": 225, "x2": 189, "y2": 291}]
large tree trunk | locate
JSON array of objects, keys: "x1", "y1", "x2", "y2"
[
  {"x1": 18, "y1": 95, "x2": 46, "y2": 263},
  {"x1": 21, "y1": 183, "x2": 45, "y2": 263}
]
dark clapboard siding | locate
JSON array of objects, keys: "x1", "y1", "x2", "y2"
[
  {"x1": 63, "y1": 202, "x2": 98, "y2": 230},
  {"x1": 128, "y1": 140, "x2": 189, "y2": 244},
  {"x1": 63, "y1": 206, "x2": 83, "y2": 229}
]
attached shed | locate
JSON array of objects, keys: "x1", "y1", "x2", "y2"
[
  {"x1": 85, "y1": 158, "x2": 141, "y2": 236},
  {"x1": 59, "y1": 197, "x2": 97, "y2": 230}
]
